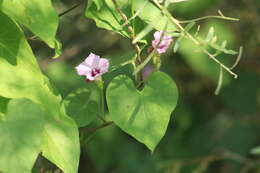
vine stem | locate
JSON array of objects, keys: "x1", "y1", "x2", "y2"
[
  {"x1": 85, "y1": 121, "x2": 113, "y2": 133},
  {"x1": 179, "y1": 14, "x2": 239, "y2": 24},
  {"x1": 111, "y1": 0, "x2": 141, "y2": 64},
  {"x1": 58, "y1": 3, "x2": 81, "y2": 17},
  {"x1": 152, "y1": 0, "x2": 238, "y2": 79}
]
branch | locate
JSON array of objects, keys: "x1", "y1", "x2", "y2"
[
  {"x1": 152, "y1": 0, "x2": 239, "y2": 79},
  {"x1": 111, "y1": 0, "x2": 141, "y2": 64},
  {"x1": 179, "y1": 10, "x2": 239, "y2": 24}
]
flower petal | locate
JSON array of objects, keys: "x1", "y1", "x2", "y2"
[
  {"x1": 75, "y1": 62, "x2": 91, "y2": 76},
  {"x1": 152, "y1": 31, "x2": 173, "y2": 54},
  {"x1": 154, "y1": 31, "x2": 162, "y2": 41},
  {"x1": 85, "y1": 53, "x2": 100, "y2": 68},
  {"x1": 86, "y1": 73, "x2": 95, "y2": 81},
  {"x1": 99, "y1": 58, "x2": 109, "y2": 73}
]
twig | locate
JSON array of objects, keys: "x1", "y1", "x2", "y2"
[
  {"x1": 122, "y1": 0, "x2": 149, "y2": 27},
  {"x1": 134, "y1": 51, "x2": 155, "y2": 75},
  {"x1": 81, "y1": 121, "x2": 114, "y2": 145},
  {"x1": 179, "y1": 12, "x2": 239, "y2": 24},
  {"x1": 85, "y1": 121, "x2": 113, "y2": 133},
  {"x1": 230, "y1": 46, "x2": 243, "y2": 70},
  {"x1": 58, "y1": 3, "x2": 81, "y2": 17},
  {"x1": 111, "y1": 0, "x2": 141, "y2": 64},
  {"x1": 152, "y1": 0, "x2": 238, "y2": 79}
]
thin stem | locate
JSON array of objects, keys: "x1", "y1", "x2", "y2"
[
  {"x1": 230, "y1": 46, "x2": 243, "y2": 70},
  {"x1": 85, "y1": 121, "x2": 113, "y2": 133},
  {"x1": 80, "y1": 121, "x2": 113, "y2": 145},
  {"x1": 97, "y1": 115, "x2": 106, "y2": 123},
  {"x1": 179, "y1": 15, "x2": 239, "y2": 24},
  {"x1": 111, "y1": 0, "x2": 141, "y2": 64},
  {"x1": 109, "y1": 59, "x2": 134, "y2": 72},
  {"x1": 58, "y1": 3, "x2": 81, "y2": 17},
  {"x1": 100, "y1": 85, "x2": 105, "y2": 117},
  {"x1": 134, "y1": 51, "x2": 155, "y2": 75},
  {"x1": 152, "y1": 0, "x2": 238, "y2": 78}
]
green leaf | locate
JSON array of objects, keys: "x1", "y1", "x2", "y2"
[
  {"x1": 85, "y1": 0, "x2": 131, "y2": 37},
  {"x1": 205, "y1": 27, "x2": 215, "y2": 43},
  {"x1": 0, "y1": 0, "x2": 60, "y2": 56},
  {"x1": 132, "y1": 0, "x2": 178, "y2": 32},
  {"x1": 64, "y1": 84, "x2": 101, "y2": 127},
  {"x1": 251, "y1": 146, "x2": 260, "y2": 155},
  {"x1": 106, "y1": 72, "x2": 178, "y2": 151},
  {"x1": 0, "y1": 98, "x2": 44, "y2": 173},
  {"x1": 92, "y1": 0, "x2": 104, "y2": 10},
  {"x1": 0, "y1": 12, "x2": 79, "y2": 173},
  {"x1": 0, "y1": 96, "x2": 9, "y2": 114}
]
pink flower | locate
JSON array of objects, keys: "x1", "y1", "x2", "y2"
[
  {"x1": 152, "y1": 31, "x2": 173, "y2": 54},
  {"x1": 142, "y1": 64, "x2": 154, "y2": 80},
  {"x1": 75, "y1": 53, "x2": 109, "y2": 81}
]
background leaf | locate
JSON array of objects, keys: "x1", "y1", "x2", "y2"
[
  {"x1": 64, "y1": 84, "x2": 101, "y2": 127},
  {"x1": 0, "y1": 0, "x2": 60, "y2": 56}
]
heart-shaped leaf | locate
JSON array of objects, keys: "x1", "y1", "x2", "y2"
[
  {"x1": 0, "y1": 98, "x2": 44, "y2": 173},
  {"x1": 64, "y1": 84, "x2": 101, "y2": 127},
  {"x1": 106, "y1": 71, "x2": 178, "y2": 151}
]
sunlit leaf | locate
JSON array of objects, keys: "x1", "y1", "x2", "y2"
[
  {"x1": 0, "y1": 0, "x2": 60, "y2": 56},
  {"x1": 0, "y1": 98, "x2": 44, "y2": 173},
  {"x1": 132, "y1": 0, "x2": 178, "y2": 32},
  {"x1": 106, "y1": 72, "x2": 178, "y2": 151},
  {"x1": 0, "y1": 12, "x2": 79, "y2": 173}
]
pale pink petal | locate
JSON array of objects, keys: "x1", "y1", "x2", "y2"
[
  {"x1": 152, "y1": 31, "x2": 173, "y2": 54},
  {"x1": 75, "y1": 62, "x2": 91, "y2": 76},
  {"x1": 85, "y1": 53, "x2": 100, "y2": 68},
  {"x1": 152, "y1": 39, "x2": 160, "y2": 49},
  {"x1": 99, "y1": 58, "x2": 109, "y2": 73},
  {"x1": 86, "y1": 70, "x2": 102, "y2": 81},
  {"x1": 86, "y1": 73, "x2": 95, "y2": 81},
  {"x1": 76, "y1": 53, "x2": 110, "y2": 81},
  {"x1": 154, "y1": 31, "x2": 162, "y2": 40}
]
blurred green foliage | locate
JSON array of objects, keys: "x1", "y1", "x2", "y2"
[{"x1": 34, "y1": 0, "x2": 260, "y2": 172}]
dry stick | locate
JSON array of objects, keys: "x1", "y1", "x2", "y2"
[
  {"x1": 111, "y1": 0, "x2": 141, "y2": 64},
  {"x1": 152, "y1": 0, "x2": 238, "y2": 79}
]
